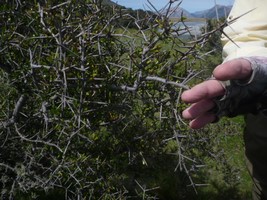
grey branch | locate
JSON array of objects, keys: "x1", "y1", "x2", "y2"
[
  {"x1": 145, "y1": 76, "x2": 189, "y2": 90},
  {"x1": 0, "y1": 95, "x2": 27, "y2": 128},
  {"x1": 110, "y1": 75, "x2": 189, "y2": 92}
]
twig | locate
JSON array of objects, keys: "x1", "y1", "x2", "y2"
[{"x1": 0, "y1": 95, "x2": 27, "y2": 128}]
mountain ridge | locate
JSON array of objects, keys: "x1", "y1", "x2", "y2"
[
  {"x1": 191, "y1": 5, "x2": 232, "y2": 19},
  {"x1": 165, "y1": 5, "x2": 232, "y2": 19},
  {"x1": 108, "y1": 0, "x2": 233, "y2": 19}
]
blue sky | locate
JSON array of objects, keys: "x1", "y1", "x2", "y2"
[{"x1": 111, "y1": 0, "x2": 234, "y2": 12}]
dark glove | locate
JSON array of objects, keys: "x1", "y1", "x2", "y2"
[{"x1": 212, "y1": 57, "x2": 267, "y2": 118}]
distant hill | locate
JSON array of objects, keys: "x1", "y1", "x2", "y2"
[
  {"x1": 160, "y1": 7, "x2": 193, "y2": 18},
  {"x1": 103, "y1": 0, "x2": 157, "y2": 29},
  {"x1": 102, "y1": 0, "x2": 119, "y2": 6},
  {"x1": 191, "y1": 5, "x2": 232, "y2": 19},
  {"x1": 158, "y1": 5, "x2": 232, "y2": 19},
  {"x1": 109, "y1": 1, "x2": 232, "y2": 20},
  {"x1": 157, "y1": 5, "x2": 232, "y2": 19}
]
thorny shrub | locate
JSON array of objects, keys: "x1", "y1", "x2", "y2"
[{"x1": 0, "y1": 0, "x2": 238, "y2": 199}]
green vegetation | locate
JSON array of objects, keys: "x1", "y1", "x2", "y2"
[
  {"x1": 0, "y1": 1, "x2": 251, "y2": 199},
  {"x1": 170, "y1": 18, "x2": 207, "y2": 23}
]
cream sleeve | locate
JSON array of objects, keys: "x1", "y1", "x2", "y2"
[{"x1": 222, "y1": 0, "x2": 267, "y2": 61}]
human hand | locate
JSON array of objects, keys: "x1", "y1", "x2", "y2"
[{"x1": 181, "y1": 58, "x2": 252, "y2": 129}]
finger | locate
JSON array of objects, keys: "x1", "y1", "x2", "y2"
[
  {"x1": 181, "y1": 80, "x2": 225, "y2": 103},
  {"x1": 182, "y1": 99, "x2": 215, "y2": 120},
  {"x1": 189, "y1": 113, "x2": 217, "y2": 129},
  {"x1": 213, "y1": 58, "x2": 252, "y2": 81}
]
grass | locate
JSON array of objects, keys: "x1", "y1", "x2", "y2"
[{"x1": 195, "y1": 117, "x2": 253, "y2": 200}]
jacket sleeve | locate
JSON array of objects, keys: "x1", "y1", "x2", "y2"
[{"x1": 222, "y1": 0, "x2": 267, "y2": 61}]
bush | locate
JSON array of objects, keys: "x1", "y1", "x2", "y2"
[{"x1": 0, "y1": 0, "x2": 249, "y2": 199}]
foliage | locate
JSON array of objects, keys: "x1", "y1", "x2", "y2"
[
  {"x1": 0, "y1": 0, "x2": 250, "y2": 199},
  {"x1": 193, "y1": 117, "x2": 251, "y2": 200}
]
